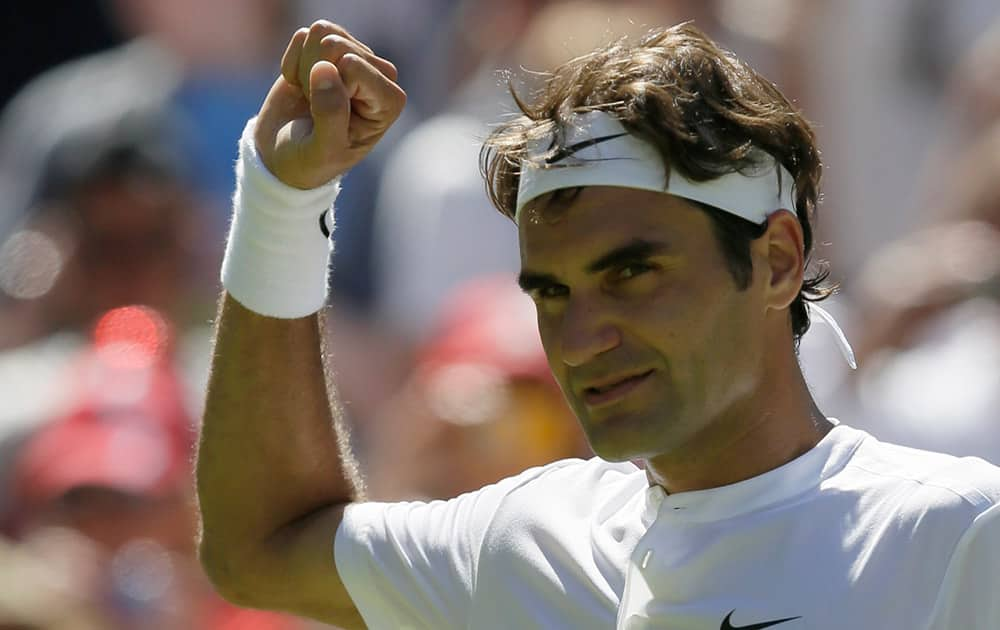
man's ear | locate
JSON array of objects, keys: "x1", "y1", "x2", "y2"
[{"x1": 760, "y1": 210, "x2": 805, "y2": 310}]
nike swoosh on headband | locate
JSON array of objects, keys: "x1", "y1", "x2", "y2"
[
  {"x1": 720, "y1": 610, "x2": 802, "y2": 630},
  {"x1": 543, "y1": 132, "x2": 629, "y2": 164}
]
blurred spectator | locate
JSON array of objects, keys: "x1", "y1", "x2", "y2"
[
  {"x1": 834, "y1": 14, "x2": 1000, "y2": 464},
  {"x1": 0, "y1": 100, "x2": 216, "y2": 455},
  {"x1": 0, "y1": 0, "x2": 293, "y2": 271},
  {"x1": 7, "y1": 329, "x2": 194, "y2": 545},
  {"x1": 0, "y1": 38, "x2": 183, "y2": 246},
  {"x1": 847, "y1": 138, "x2": 1000, "y2": 463},
  {"x1": 366, "y1": 275, "x2": 589, "y2": 501},
  {"x1": 0, "y1": 109, "x2": 212, "y2": 347},
  {"x1": 800, "y1": 0, "x2": 1000, "y2": 281},
  {"x1": 2, "y1": 332, "x2": 303, "y2": 629},
  {"x1": 0, "y1": 24, "x2": 227, "y2": 464}
]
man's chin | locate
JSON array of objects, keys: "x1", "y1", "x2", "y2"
[
  {"x1": 584, "y1": 429, "x2": 652, "y2": 463},
  {"x1": 581, "y1": 410, "x2": 682, "y2": 463}
]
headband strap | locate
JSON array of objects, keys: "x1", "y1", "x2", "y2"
[{"x1": 515, "y1": 110, "x2": 796, "y2": 222}]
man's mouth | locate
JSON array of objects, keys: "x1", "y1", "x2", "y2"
[{"x1": 582, "y1": 369, "x2": 655, "y2": 406}]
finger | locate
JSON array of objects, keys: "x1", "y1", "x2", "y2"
[
  {"x1": 299, "y1": 21, "x2": 335, "y2": 97},
  {"x1": 280, "y1": 28, "x2": 309, "y2": 87},
  {"x1": 335, "y1": 53, "x2": 406, "y2": 125},
  {"x1": 299, "y1": 20, "x2": 398, "y2": 94},
  {"x1": 307, "y1": 60, "x2": 351, "y2": 152},
  {"x1": 320, "y1": 34, "x2": 398, "y2": 83},
  {"x1": 310, "y1": 19, "x2": 375, "y2": 56}
]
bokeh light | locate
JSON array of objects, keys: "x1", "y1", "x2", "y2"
[
  {"x1": 0, "y1": 229, "x2": 64, "y2": 299},
  {"x1": 92, "y1": 305, "x2": 171, "y2": 370}
]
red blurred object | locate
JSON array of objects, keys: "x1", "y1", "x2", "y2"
[
  {"x1": 415, "y1": 274, "x2": 553, "y2": 384},
  {"x1": 204, "y1": 604, "x2": 305, "y2": 630},
  {"x1": 92, "y1": 304, "x2": 172, "y2": 368},
  {"x1": 13, "y1": 307, "x2": 192, "y2": 507}
]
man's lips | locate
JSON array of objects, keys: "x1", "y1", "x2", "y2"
[{"x1": 580, "y1": 369, "x2": 655, "y2": 406}]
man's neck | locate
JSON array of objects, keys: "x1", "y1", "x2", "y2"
[{"x1": 644, "y1": 349, "x2": 832, "y2": 495}]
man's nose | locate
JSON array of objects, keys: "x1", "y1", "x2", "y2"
[{"x1": 559, "y1": 297, "x2": 621, "y2": 367}]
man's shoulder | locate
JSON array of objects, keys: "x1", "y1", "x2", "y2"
[
  {"x1": 478, "y1": 456, "x2": 647, "y2": 564},
  {"x1": 479, "y1": 456, "x2": 646, "y2": 531},
  {"x1": 839, "y1": 427, "x2": 1000, "y2": 517},
  {"x1": 498, "y1": 456, "x2": 644, "y2": 500}
]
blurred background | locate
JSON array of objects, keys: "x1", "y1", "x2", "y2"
[{"x1": 1, "y1": 0, "x2": 999, "y2": 627}]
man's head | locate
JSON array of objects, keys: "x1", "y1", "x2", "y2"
[{"x1": 480, "y1": 23, "x2": 831, "y2": 461}]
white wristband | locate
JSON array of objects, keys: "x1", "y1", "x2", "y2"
[{"x1": 221, "y1": 118, "x2": 341, "y2": 318}]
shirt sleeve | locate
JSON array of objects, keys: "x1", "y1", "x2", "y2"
[
  {"x1": 927, "y1": 501, "x2": 1000, "y2": 628},
  {"x1": 333, "y1": 466, "x2": 554, "y2": 629}
]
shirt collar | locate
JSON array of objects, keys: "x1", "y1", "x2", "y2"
[{"x1": 640, "y1": 422, "x2": 866, "y2": 525}]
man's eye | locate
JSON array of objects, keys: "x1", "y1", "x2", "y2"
[
  {"x1": 617, "y1": 263, "x2": 652, "y2": 280},
  {"x1": 531, "y1": 285, "x2": 568, "y2": 300}
]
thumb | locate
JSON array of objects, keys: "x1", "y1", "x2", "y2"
[{"x1": 308, "y1": 60, "x2": 350, "y2": 151}]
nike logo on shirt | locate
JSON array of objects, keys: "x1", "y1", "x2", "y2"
[{"x1": 720, "y1": 610, "x2": 801, "y2": 630}]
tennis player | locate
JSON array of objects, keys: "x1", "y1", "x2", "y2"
[{"x1": 197, "y1": 20, "x2": 1000, "y2": 629}]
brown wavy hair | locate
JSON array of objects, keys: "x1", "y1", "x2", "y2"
[{"x1": 480, "y1": 23, "x2": 833, "y2": 342}]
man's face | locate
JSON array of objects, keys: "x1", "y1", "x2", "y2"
[{"x1": 518, "y1": 186, "x2": 769, "y2": 463}]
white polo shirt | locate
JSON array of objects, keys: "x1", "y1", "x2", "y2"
[{"x1": 334, "y1": 424, "x2": 1000, "y2": 629}]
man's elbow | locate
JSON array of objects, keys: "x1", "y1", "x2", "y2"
[
  {"x1": 199, "y1": 537, "x2": 268, "y2": 608},
  {"x1": 199, "y1": 537, "x2": 363, "y2": 628}
]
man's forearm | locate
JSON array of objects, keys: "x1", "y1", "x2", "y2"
[
  {"x1": 195, "y1": 19, "x2": 405, "y2": 619},
  {"x1": 197, "y1": 293, "x2": 363, "y2": 580}
]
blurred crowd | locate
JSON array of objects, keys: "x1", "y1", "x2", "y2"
[{"x1": 1, "y1": 1, "x2": 998, "y2": 628}]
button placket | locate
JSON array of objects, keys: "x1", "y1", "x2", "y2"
[{"x1": 618, "y1": 486, "x2": 667, "y2": 628}]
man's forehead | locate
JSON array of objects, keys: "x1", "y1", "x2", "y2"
[{"x1": 517, "y1": 187, "x2": 704, "y2": 262}]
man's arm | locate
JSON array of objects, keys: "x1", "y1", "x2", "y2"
[
  {"x1": 196, "y1": 20, "x2": 404, "y2": 627},
  {"x1": 198, "y1": 296, "x2": 364, "y2": 624}
]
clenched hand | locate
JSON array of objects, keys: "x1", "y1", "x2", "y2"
[{"x1": 253, "y1": 20, "x2": 406, "y2": 190}]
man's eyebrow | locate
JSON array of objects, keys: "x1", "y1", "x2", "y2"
[
  {"x1": 517, "y1": 270, "x2": 560, "y2": 293},
  {"x1": 517, "y1": 239, "x2": 671, "y2": 292},
  {"x1": 585, "y1": 239, "x2": 670, "y2": 274}
]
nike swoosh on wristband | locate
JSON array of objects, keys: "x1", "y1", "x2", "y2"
[
  {"x1": 543, "y1": 132, "x2": 629, "y2": 164},
  {"x1": 720, "y1": 610, "x2": 801, "y2": 630},
  {"x1": 319, "y1": 210, "x2": 330, "y2": 238}
]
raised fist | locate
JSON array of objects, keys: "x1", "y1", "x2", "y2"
[{"x1": 254, "y1": 21, "x2": 406, "y2": 189}]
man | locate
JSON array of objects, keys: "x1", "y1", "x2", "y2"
[{"x1": 196, "y1": 20, "x2": 1000, "y2": 629}]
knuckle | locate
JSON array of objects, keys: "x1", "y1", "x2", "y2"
[
  {"x1": 308, "y1": 20, "x2": 331, "y2": 37},
  {"x1": 320, "y1": 34, "x2": 352, "y2": 54},
  {"x1": 310, "y1": 19, "x2": 346, "y2": 37},
  {"x1": 383, "y1": 60, "x2": 399, "y2": 81},
  {"x1": 337, "y1": 52, "x2": 363, "y2": 70}
]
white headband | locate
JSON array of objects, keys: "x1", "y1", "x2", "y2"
[
  {"x1": 515, "y1": 110, "x2": 796, "y2": 221},
  {"x1": 514, "y1": 111, "x2": 855, "y2": 369}
]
